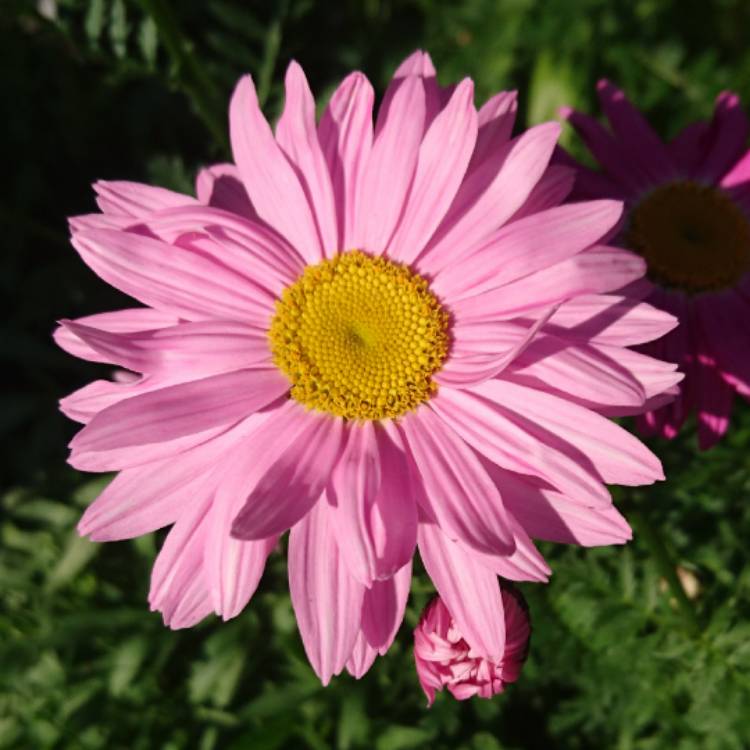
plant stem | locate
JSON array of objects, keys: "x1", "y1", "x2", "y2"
[
  {"x1": 136, "y1": 0, "x2": 228, "y2": 153},
  {"x1": 629, "y1": 509, "x2": 701, "y2": 637}
]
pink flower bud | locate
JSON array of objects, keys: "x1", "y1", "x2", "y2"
[{"x1": 413, "y1": 585, "x2": 531, "y2": 706}]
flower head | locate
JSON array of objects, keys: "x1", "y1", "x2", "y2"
[
  {"x1": 414, "y1": 586, "x2": 530, "y2": 705},
  {"x1": 57, "y1": 52, "x2": 680, "y2": 685},
  {"x1": 560, "y1": 82, "x2": 750, "y2": 448}
]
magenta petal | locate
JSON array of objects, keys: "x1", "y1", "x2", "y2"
[
  {"x1": 695, "y1": 291, "x2": 750, "y2": 395},
  {"x1": 231, "y1": 409, "x2": 343, "y2": 540},
  {"x1": 401, "y1": 406, "x2": 515, "y2": 556},
  {"x1": 596, "y1": 79, "x2": 676, "y2": 183},
  {"x1": 417, "y1": 521, "x2": 505, "y2": 659},
  {"x1": 229, "y1": 75, "x2": 322, "y2": 262},
  {"x1": 695, "y1": 91, "x2": 750, "y2": 183},
  {"x1": 288, "y1": 501, "x2": 366, "y2": 685}
]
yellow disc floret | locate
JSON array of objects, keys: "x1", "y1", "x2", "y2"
[
  {"x1": 625, "y1": 181, "x2": 750, "y2": 292},
  {"x1": 269, "y1": 251, "x2": 450, "y2": 420}
]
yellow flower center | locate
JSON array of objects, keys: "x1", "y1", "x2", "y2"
[
  {"x1": 269, "y1": 251, "x2": 450, "y2": 420},
  {"x1": 625, "y1": 181, "x2": 750, "y2": 292}
]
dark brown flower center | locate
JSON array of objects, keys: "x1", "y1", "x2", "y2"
[{"x1": 625, "y1": 181, "x2": 750, "y2": 292}]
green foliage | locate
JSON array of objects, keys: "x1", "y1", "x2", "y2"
[{"x1": 4, "y1": 1, "x2": 750, "y2": 747}]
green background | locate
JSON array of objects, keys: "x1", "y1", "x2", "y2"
[{"x1": 3, "y1": 1, "x2": 750, "y2": 747}]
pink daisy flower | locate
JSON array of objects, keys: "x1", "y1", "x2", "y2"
[
  {"x1": 414, "y1": 586, "x2": 530, "y2": 705},
  {"x1": 57, "y1": 52, "x2": 680, "y2": 685},
  {"x1": 559, "y1": 81, "x2": 750, "y2": 448}
]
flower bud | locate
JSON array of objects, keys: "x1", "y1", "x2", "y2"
[{"x1": 413, "y1": 584, "x2": 530, "y2": 705}]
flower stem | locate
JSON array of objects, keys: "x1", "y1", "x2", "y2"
[
  {"x1": 136, "y1": 0, "x2": 229, "y2": 153},
  {"x1": 629, "y1": 509, "x2": 701, "y2": 637}
]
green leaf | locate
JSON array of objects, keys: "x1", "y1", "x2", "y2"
[{"x1": 45, "y1": 531, "x2": 99, "y2": 592}]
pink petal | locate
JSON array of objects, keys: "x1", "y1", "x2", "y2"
[
  {"x1": 470, "y1": 91, "x2": 518, "y2": 168},
  {"x1": 288, "y1": 501, "x2": 366, "y2": 684},
  {"x1": 361, "y1": 562, "x2": 412, "y2": 652},
  {"x1": 355, "y1": 75, "x2": 426, "y2": 253},
  {"x1": 59, "y1": 319, "x2": 271, "y2": 377},
  {"x1": 206, "y1": 494, "x2": 277, "y2": 620},
  {"x1": 419, "y1": 122, "x2": 561, "y2": 276},
  {"x1": 466, "y1": 378, "x2": 664, "y2": 485},
  {"x1": 141, "y1": 205, "x2": 302, "y2": 290},
  {"x1": 68, "y1": 368, "x2": 288, "y2": 471},
  {"x1": 346, "y1": 632, "x2": 379, "y2": 679},
  {"x1": 379, "y1": 51, "x2": 440, "y2": 132},
  {"x1": 77, "y1": 434, "x2": 229, "y2": 541},
  {"x1": 318, "y1": 72, "x2": 375, "y2": 250},
  {"x1": 149, "y1": 498, "x2": 213, "y2": 629},
  {"x1": 494, "y1": 469, "x2": 632, "y2": 546},
  {"x1": 72, "y1": 228, "x2": 275, "y2": 323},
  {"x1": 509, "y1": 165, "x2": 576, "y2": 221},
  {"x1": 506, "y1": 333, "x2": 647, "y2": 408},
  {"x1": 548, "y1": 294, "x2": 677, "y2": 346},
  {"x1": 276, "y1": 61, "x2": 338, "y2": 257},
  {"x1": 400, "y1": 406, "x2": 515, "y2": 555},
  {"x1": 327, "y1": 422, "x2": 381, "y2": 586},
  {"x1": 437, "y1": 308, "x2": 557, "y2": 388},
  {"x1": 54, "y1": 308, "x2": 180, "y2": 363},
  {"x1": 328, "y1": 423, "x2": 417, "y2": 586},
  {"x1": 417, "y1": 520, "x2": 505, "y2": 659},
  {"x1": 94, "y1": 180, "x2": 197, "y2": 217},
  {"x1": 195, "y1": 162, "x2": 257, "y2": 218},
  {"x1": 229, "y1": 75, "x2": 322, "y2": 262},
  {"x1": 60, "y1": 377, "x2": 154, "y2": 424},
  {"x1": 429, "y1": 387, "x2": 611, "y2": 507},
  {"x1": 231, "y1": 407, "x2": 343, "y2": 540},
  {"x1": 432, "y1": 200, "x2": 623, "y2": 302},
  {"x1": 451, "y1": 246, "x2": 646, "y2": 322},
  {"x1": 387, "y1": 79, "x2": 479, "y2": 264},
  {"x1": 721, "y1": 149, "x2": 750, "y2": 190}
]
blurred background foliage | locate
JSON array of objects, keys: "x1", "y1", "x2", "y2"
[{"x1": 3, "y1": 0, "x2": 750, "y2": 747}]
